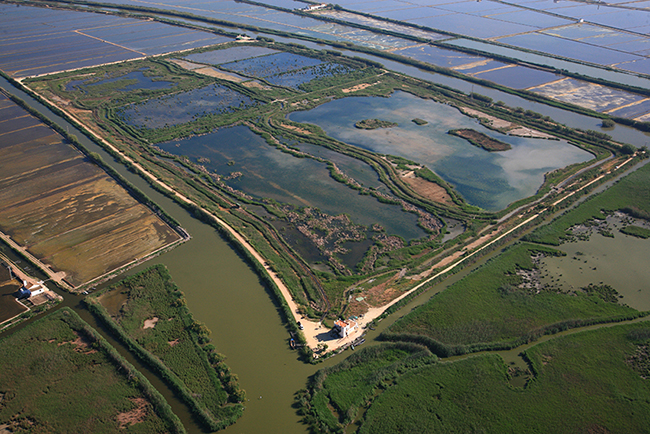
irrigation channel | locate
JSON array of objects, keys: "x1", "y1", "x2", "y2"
[{"x1": 2, "y1": 59, "x2": 649, "y2": 433}]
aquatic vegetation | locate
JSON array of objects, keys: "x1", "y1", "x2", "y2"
[
  {"x1": 86, "y1": 265, "x2": 245, "y2": 431},
  {"x1": 117, "y1": 83, "x2": 259, "y2": 129},
  {"x1": 265, "y1": 63, "x2": 355, "y2": 90},
  {"x1": 220, "y1": 52, "x2": 324, "y2": 78},
  {"x1": 383, "y1": 243, "x2": 641, "y2": 353}
]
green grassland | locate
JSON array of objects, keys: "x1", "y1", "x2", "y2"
[
  {"x1": 382, "y1": 243, "x2": 643, "y2": 354},
  {"x1": 0, "y1": 308, "x2": 184, "y2": 433},
  {"x1": 85, "y1": 265, "x2": 244, "y2": 431},
  {"x1": 621, "y1": 224, "x2": 650, "y2": 239},
  {"x1": 360, "y1": 322, "x2": 650, "y2": 434},
  {"x1": 301, "y1": 321, "x2": 650, "y2": 434},
  {"x1": 525, "y1": 163, "x2": 650, "y2": 246},
  {"x1": 296, "y1": 343, "x2": 435, "y2": 432}
]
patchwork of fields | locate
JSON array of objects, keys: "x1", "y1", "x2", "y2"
[{"x1": 0, "y1": 93, "x2": 181, "y2": 287}]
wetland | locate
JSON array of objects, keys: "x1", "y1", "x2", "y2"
[{"x1": 2, "y1": 1, "x2": 650, "y2": 433}]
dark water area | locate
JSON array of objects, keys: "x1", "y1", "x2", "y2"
[
  {"x1": 290, "y1": 91, "x2": 592, "y2": 211},
  {"x1": 221, "y1": 51, "x2": 324, "y2": 77},
  {"x1": 184, "y1": 46, "x2": 279, "y2": 65},
  {"x1": 118, "y1": 83, "x2": 258, "y2": 128},
  {"x1": 158, "y1": 125, "x2": 425, "y2": 240},
  {"x1": 66, "y1": 70, "x2": 175, "y2": 93}
]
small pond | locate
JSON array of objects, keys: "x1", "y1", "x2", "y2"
[{"x1": 540, "y1": 216, "x2": 650, "y2": 311}]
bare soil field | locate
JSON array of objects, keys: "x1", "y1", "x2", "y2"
[
  {"x1": 0, "y1": 94, "x2": 181, "y2": 287},
  {"x1": 401, "y1": 172, "x2": 453, "y2": 204}
]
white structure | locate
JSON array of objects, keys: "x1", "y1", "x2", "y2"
[
  {"x1": 300, "y1": 3, "x2": 327, "y2": 11},
  {"x1": 333, "y1": 319, "x2": 358, "y2": 338}
]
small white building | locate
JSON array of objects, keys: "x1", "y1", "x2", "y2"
[
  {"x1": 333, "y1": 319, "x2": 358, "y2": 338},
  {"x1": 300, "y1": 3, "x2": 327, "y2": 11}
]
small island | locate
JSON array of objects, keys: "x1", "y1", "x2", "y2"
[
  {"x1": 448, "y1": 128, "x2": 511, "y2": 152},
  {"x1": 355, "y1": 119, "x2": 398, "y2": 130},
  {"x1": 411, "y1": 118, "x2": 428, "y2": 125}
]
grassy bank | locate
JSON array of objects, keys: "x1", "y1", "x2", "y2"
[
  {"x1": 85, "y1": 265, "x2": 245, "y2": 431},
  {"x1": 0, "y1": 307, "x2": 185, "y2": 433},
  {"x1": 525, "y1": 161, "x2": 650, "y2": 246}
]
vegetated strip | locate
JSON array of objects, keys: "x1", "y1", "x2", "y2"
[
  {"x1": 85, "y1": 265, "x2": 245, "y2": 431},
  {"x1": 0, "y1": 307, "x2": 185, "y2": 433},
  {"x1": 448, "y1": 128, "x2": 511, "y2": 152},
  {"x1": 525, "y1": 160, "x2": 650, "y2": 246}
]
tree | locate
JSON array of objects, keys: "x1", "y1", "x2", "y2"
[
  {"x1": 621, "y1": 144, "x2": 636, "y2": 155},
  {"x1": 601, "y1": 119, "x2": 615, "y2": 128}
]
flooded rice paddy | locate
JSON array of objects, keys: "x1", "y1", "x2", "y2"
[
  {"x1": 157, "y1": 125, "x2": 426, "y2": 241},
  {"x1": 0, "y1": 3, "x2": 230, "y2": 78},
  {"x1": 290, "y1": 91, "x2": 593, "y2": 211},
  {"x1": 118, "y1": 83, "x2": 258, "y2": 129},
  {"x1": 220, "y1": 51, "x2": 324, "y2": 77},
  {"x1": 0, "y1": 93, "x2": 181, "y2": 287}
]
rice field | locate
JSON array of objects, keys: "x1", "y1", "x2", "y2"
[{"x1": 0, "y1": 94, "x2": 181, "y2": 287}]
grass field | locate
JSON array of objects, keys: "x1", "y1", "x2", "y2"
[
  {"x1": 525, "y1": 163, "x2": 650, "y2": 246},
  {"x1": 86, "y1": 265, "x2": 244, "y2": 431},
  {"x1": 383, "y1": 243, "x2": 642, "y2": 353},
  {"x1": 0, "y1": 307, "x2": 184, "y2": 433},
  {"x1": 359, "y1": 321, "x2": 650, "y2": 434},
  {"x1": 297, "y1": 343, "x2": 434, "y2": 432}
]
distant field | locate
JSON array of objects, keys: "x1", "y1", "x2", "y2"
[
  {"x1": 0, "y1": 307, "x2": 184, "y2": 433},
  {"x1": 0, "y1": 94, "x2": 181, "y2": 287}
]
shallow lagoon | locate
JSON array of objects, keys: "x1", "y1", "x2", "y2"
[
  {"x1": 289, "y1": 91, "x2": 593, "y2": 211},
  {"x1": 540, "y1": 230, "x2": 650, "y2": 311},
  {"x1": 158, "y1": 125, "x2": 425, "y2": 240}
]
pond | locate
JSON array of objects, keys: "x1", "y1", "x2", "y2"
[
  {"x1": 289, "y1": 91, "x2": 593, "y2": 211},
  {"x1": 117, "y1": 83, "x2": 258, "y2": 129},
  {"x1": 66, "y1": 69, "x2": 175, "y2": 93},
  {"x1": 540, "y1": 217, "x2": 650, "y2": 311},
  {"x1": 157, "y1": 125, "x2": 426, "y2": 241}
]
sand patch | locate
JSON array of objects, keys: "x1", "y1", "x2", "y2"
[
  {"x1": 342, "y1": 82, "x2": 378, "y2": 93},
  {"x1": 116, "y1": 398, "x2": 149, "y2": 429},
  {"x1": 194, "y1": 67, "x2": 243, "y2": 82},
  {"x1": 168, "y1": 339, "x2": 180, "y2": 347},
  {"x1": 402, "y1": 175, "x2": 452, "y2": 204},
  {"x1": 143, "y1": 317, "x2": 159, "y2": 329},
  {"x1": 281, "y1": 123, "x2": 311, "y2": 135},
  {"x1": 242, "y1": 81, "x2": 270, "y2": 90}
]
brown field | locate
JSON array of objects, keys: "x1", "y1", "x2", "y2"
[
  {"x1": 401, "y1": 172, "x2": 453, "y2": 204},
  {"x1": 0, "y1": 94, "x2": 181, "y2": 287}
]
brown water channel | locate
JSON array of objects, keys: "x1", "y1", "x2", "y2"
[{"x1": 2, "y1": 73, "x2": 649, "y2": 433}]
